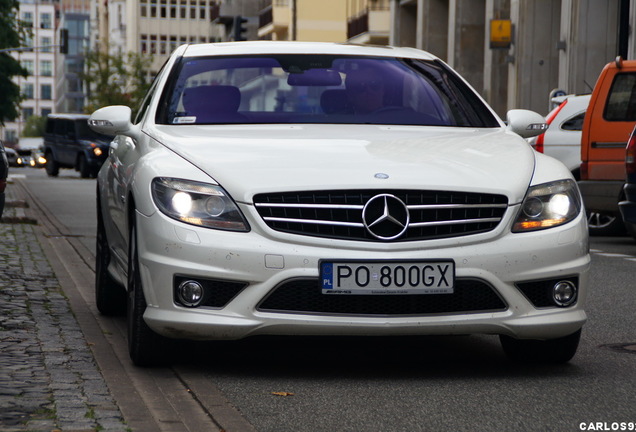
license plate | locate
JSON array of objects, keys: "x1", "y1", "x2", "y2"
[{"x1": 320, "y1": 260, "x2": 455, "y2": 295}]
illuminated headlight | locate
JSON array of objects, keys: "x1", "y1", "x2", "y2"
[
  {"x1": 151, "y1": 177, "x2": 249, "y2": 231},
  {"x1": 38, "y1": 156, "x2": 46, "y2": 164},
  {"x1": 93, "y1": 147, "x2": 103, "y2": 157},
  {"x1": 512, "y1": 179, "x2": 582, "y2": 232}
]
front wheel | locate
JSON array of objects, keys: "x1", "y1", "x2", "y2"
[
  {"x1": 587, "y1": 211, "x2": 625, "y2": 236},
  {"x1": 127, "y1": 218, "x2": 174, "y2": 366},
  {"x1": 499, "y1": 329, "x2": 582, "y2": 363},
  {"x1": 95, "y1": 195, "x2": 126, "y2": 315},
  {"x1": 78, "y1": 155, "x2": 91, "y2": 178},
  {"x1": 45, "y1": 154, "x2": 59, "y2": 177}
]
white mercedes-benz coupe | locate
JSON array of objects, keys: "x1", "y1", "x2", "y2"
[{"x1": 89, "y1": 41, "x2": 589, "y2": 366}]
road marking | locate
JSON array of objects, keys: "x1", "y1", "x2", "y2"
[{"x1": 591, "y1": 249, "x2": 636, "y2": 262}]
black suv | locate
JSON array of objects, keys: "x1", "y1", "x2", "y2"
[{"x1": 43, "y1": 114, "x2": 113, "y2": 178}]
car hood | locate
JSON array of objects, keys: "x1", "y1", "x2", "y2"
[{"x1": 151, "y1": 124, "x2": 535, "y2": 205}]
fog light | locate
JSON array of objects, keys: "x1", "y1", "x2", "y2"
[
  {"x1": 553, "y1": 281, "x2": 577, "y2": 307},
  {"x1": 177, "y1": 280, "x2": 204, "y2": 307}
]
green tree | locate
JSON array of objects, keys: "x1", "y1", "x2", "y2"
[
  {"x1": 21, "y1": 115, "x2": 46, "y2": 137},
  {"x1": 0, "y1": 0, "x2": 29, "y2": 125},
  {"x1": 82, "y1": 48, "x2": 153, "y2": 117}
]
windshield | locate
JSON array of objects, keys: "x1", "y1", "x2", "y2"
[{"x1": 159, "y1": 55, "x2": 499, "y2": 127}]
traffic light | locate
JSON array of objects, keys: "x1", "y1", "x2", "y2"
[
  {"x1": 232, "y1": 15, "x2": 248, "y2": 41},
  {"x1": 59, "y1": 28, "x2": 68, "y2": 54}
]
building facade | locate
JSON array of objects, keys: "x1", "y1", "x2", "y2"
[
  {"x1": 2, "y1": 0, "x2": 56, "y2": 146},
  {"x1": 390, "y1": 0, "x2": 636, "y2": 116}
]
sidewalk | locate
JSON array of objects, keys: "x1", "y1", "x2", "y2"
[{"x1": 0, "y1": 175, "x2": 127, "y2": 432}]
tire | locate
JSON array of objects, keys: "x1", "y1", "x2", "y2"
[
  {"x1": 587, "y1": 211, "x2": 626, "y2": 236},
  {"x1": 78, "y1": 155, "x2": 91, "y2": 178},
  {"x1": 45, "y1": 153, "x2": 59, "y2": 177},
  {"x1": 95, "y1": 195, "x2": 126, "y2": 315},
  {"x1": 626, "y1": 221, "x2": 636, "y2": 241},
  {"x1": 500, "y1": 329, "x2": 582, "y2": 364},
  {"x1": 127, "y1": 217, "x2": 173, "y2": 366}
]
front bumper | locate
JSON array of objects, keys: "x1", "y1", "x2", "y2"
[{"x1": 136, "y1": 205, "x2": 590, "y2": 341}]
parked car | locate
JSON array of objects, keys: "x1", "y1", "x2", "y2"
[
  {"x1": 0, "y1": 141, "x2": 8, "y2": 218},
  {"x1": 530, "y1": 94, "x2": 624, "y2": 235},
  {"x1": 5, "y1": 147, "x2": 22, "y2": 167},
  {"x1": 43, "y1": 114, "x2": 113, "y2": 178},
  {"x1": 90, "y1": 41, "x2": 589, "y2": 367},
  {"x1": 619, "y1": 125, "x2": 636, "y2": 239},
  {"x1": 579, "y1": 57, "x2": 636, "y2": 235}
]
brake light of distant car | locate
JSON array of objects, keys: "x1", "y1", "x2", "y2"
[
  {"x1": 512, "y1": 179, "x2": 582, "y2": 232},
  {"x1": 626, "y1": 126, "x2": 636, "y2": 176},
  {"x1": 151, "y1": 177, "x2": 249, "y2": 231},
  {"x1": 533, "y1": 99, "x2": 569, "y2": 153}
]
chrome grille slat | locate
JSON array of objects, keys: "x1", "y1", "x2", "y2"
[{"x1": 253, "y1": 189, "x2": 508, "y2": 242}]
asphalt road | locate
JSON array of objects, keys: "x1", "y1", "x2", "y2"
[{"x1": 12, "y1": 166, "x2": 636, "y2": 432}]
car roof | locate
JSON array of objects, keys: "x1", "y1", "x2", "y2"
[{"x1": 182, "y1": 41, "x2": 440, "y2": 61}]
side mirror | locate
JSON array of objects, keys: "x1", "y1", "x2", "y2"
[
  {"x1": 506, "y1": 109, "x2": 548, "y2": 139},
  {"x1": 88, "y1": 105, "x2": 140, "y2": 139}
]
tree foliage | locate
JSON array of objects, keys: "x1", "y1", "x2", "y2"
[
  {"x1": 21, "y1": 115, "x2": 46, "y2": 137},
  {"x1": 82, "y1": 48, "x2": 154, "y2": 117},
  {"x1": 0, "y1": 0, "x2": 29, "y2": 125}
]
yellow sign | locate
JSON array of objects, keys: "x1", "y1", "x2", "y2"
[{"x1": 490, "y1": 19, "x2": 512, "y2": 49}]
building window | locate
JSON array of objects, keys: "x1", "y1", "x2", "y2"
[
  {"x1": 160, "y1": 35, "x2": 167, "y2": 54},
  {"x1": 141, "y1": 0, "x2": 147, "y2": 17},
  {"x1": 150, "y1": 35, "x2": 157, "y2": 54},
  {"x1": 22, "y1": 12, "x2": 33, "y2": 27},
  {"x1": 199, "y1": 0, "x2": 206, "y2": 19},
  {"x1": 22, "y1": 108, "x2": 34, "y2": 121},
  {"x1": 41, "y1": 84, "x2": 52, "y2": 100},
  {"x1": 170, "y1": 35, "x2": 177, "y2": 52},
  {"x1": 140, "y1": 34, "x2": 148, "y2": 53},
  {"x1": 40, "y1": 13, "x2": 52, "y2": 29},
  {"x1": 23, "y1": 83, "x2": 34, "y2": 99},
  {"x1": 40, "y1": 60, "x2": 52, "y2": 77},
  {"x1": 180, "y1": 0, "x2": 187, "y2": 18},
  {"x1": 22, "y1": 60, "x2": 34, "y2": 75},
  {"x1": 170, "y1": 0, "x2": 177, "y2": 18},
  {"x1": 41, "y1": 108, "x2": 51, "y2": 117},
  {"x1": 41, "y1": 36, "x2": 52, "y2": 52},
  {"x1": 160, "y1": 0, "x2": 167, "y2": 18},
  {"x1": 5, "y1": 130, "x2": 18, "y2": 144},
  {"x1": 190, "y1": 0, "x2": 196, "y2": 19},
  {"x1": 150, "y1": 0, "x2": 157, "y2": 18}
]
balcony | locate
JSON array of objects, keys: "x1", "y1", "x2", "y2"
[
  {"x1": 347, "y1": 0, "x2": 390, "y2": 45},
  {"x1": 257, "y1": 2, "x2": 291, "y2": 40}
]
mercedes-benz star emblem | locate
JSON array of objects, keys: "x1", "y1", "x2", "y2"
[{"x1": 362, "y1": 194, "x2": 410, "y2": 240}]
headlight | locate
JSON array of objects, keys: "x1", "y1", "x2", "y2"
[
  {"x1": 151, "y1": 177, "x2": 249, "y2": 231},
  {"x1": 512, "y1": 179, "x2": 582, "y2": 232}
]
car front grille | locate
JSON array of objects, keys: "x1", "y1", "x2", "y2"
[
  {"x1": 257, "y1": 278, "x2": 507, "y2": 316},
  {"x1": 253, "y1": 189, "x2": 508, "y2": 242}
]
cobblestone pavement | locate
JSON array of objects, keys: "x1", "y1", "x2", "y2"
[{"x1": 0, "y1": 178, "x2": 128, "y2": 432}]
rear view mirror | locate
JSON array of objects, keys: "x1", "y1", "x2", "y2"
[
  {"x1": 287, "y1": 69, "x2": 342, "y2": 87},
  {"x1": 506, "y1": 109, "x2": 548, "y2": 139}
]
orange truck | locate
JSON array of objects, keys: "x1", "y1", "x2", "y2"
[{"x1": 579, "y1": 57, "x2": 636, "y2": 234}]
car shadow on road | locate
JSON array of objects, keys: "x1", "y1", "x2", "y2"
[{"x1": 178, "y1": 335, "x2": 584, "y2": 379}]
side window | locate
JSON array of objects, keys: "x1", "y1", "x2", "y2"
[
  {"x1": 53, "y1": 119, "x2": 65, "y2": 137},
  {"x1": 604, "y1": 72, "x2": 636, "y2": 121},
  {"x1": 561, "y1": 112, "x2": 585, "y2": 131},
  {"x1": 45, "y1": 119, "x2": 54, "y2": 134}
]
